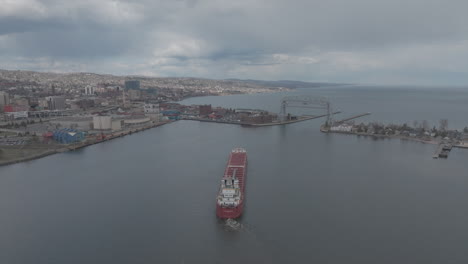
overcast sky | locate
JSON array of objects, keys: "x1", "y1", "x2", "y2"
[{"x1": 1, "y1": 0, "x2": 467, "y2": 85}]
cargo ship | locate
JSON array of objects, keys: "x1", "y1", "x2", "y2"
[{"x1": 216, "y1": 148, "x2": 247, "y2": 219}]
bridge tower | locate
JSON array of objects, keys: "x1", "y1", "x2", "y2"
[{"x1": 279, "y1": 96, "x2": 332, "y2": 124}]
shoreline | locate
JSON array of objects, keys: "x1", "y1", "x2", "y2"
[
  {"x1": 0, "y1": 89, "x2": 286, "y2": 168},
  {"x1": 0, "y1": 121, "x2": 172, "y2": 167},
  {"x1": 0, "y1": 149, "x2": 59, "y2": 167},
  {"x1": 321, "y1": 129, "x2": 441, "y2": 145},
  {"x1": 183, "y1": 115, "x2": 331, "y2": 127}
]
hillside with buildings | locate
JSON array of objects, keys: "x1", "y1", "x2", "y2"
[
  {"x1": 0, "y1": 69, "x2": 297, "y2": 165},
  {"x1": 0, "y1": 69, "x2": 289, "y2": 101}
]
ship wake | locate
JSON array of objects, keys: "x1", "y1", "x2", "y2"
[{"x1": 224, "y1": 218, "x2": 242, "y2": 231}]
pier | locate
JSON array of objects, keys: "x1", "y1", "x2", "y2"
[
  {"x1": 67, "y1": 121, "x2": 171, "y2": 151},
  {"x1": 433, "y1": 143, "x2": 453, "y2": 159},
  {"x1": 185, "y1": 111, "x2": 341, "y2": 127},
  {"x1": 245, "y1": 112, "x2": 341, "y2": 127},
  {"x1": 334, "y1": 112, "x2": 371, "y2": 124}
]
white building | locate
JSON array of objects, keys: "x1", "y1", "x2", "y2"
[
  {"x1": 84, "y1": 86, "x2": 96, "y2": 95},
  {"x1": 6, "y1": 111, "x2": 28, "y2": 119},
  {"x1": 144, "y1": 103, "x2": 160, "y2": 122},
  {"x1": 330, "y1": 124, "x2": 353, "y2": 132},
  {"x1": 93, "y1": 116, "x2": 112, "y2": 130},
  {"x1": 111, "y1": 120, "x2": 122, "y2": 131},
  {"x1": 93, "y1": 116, "x2": 123, "y2": 131}
]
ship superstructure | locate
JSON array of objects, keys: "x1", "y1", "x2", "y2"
[{"x1": 216, "y1": 148, "x2": 247, "y2": 219}]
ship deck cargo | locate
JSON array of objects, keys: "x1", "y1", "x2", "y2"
[{"x1": 216, "y1": 148, "x2": 247, "y2": 219}]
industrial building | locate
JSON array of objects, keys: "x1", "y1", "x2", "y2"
[
  {"x1": 93, "y1": 116, "x2": 112, "y2": 130},
  {"x1": 123, "y1": 115, "x2": 151, "y2": 127},
  {"x1": 46, "y1": 96, "x2": 66, "y2": 110},
  {"x1": 144, "y1": 103, "x2": 159, "y2": 113},
  {"x1": 3, "y1": 104, "x2": 29, "y2": 120},
  {"x1": 144, "y1": 103, "x2": 160, "y2": 122},
  {"x1": 199, "y1": 104, "x2": 212, "y2": 116},
  {"x1": 161, "y1": 110, "x2": 180, "y2": 120},
  {"x1": 53, "y1": 129, "x2": 86, "y2": 144},
  {"x1": 50, "y1": 117, "x2": 93, "y2": 131},
  {"x1": 92, "y1": 116, "x2": 123, "y2": 131},
  {"x1": 239, "y1": 112, "x2": 276, "y2": 124}
]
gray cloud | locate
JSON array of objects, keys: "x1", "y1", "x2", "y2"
[{"x1": 0, "y1": 0, "x2": 467, "y2": 84}]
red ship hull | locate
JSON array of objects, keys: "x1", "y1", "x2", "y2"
[
  {"x1": 216, "y1": 200, "x2": 244, "y2": 219},
  {"x1": 216, "y1": 149, "x2": 247, "y2": 219}
]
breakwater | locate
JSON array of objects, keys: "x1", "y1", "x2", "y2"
[{"x1": 184, "y1": 112, "x2": 341, "y2": 127}]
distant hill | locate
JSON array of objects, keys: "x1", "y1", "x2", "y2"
[
  {"x1": 225, "y1": 79, "x2": 348, "y2": 89},
  {"x1": 0, "y1": 69, "x2": 346, "y2": 91}
]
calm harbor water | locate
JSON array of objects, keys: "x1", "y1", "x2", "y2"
[{"x1": 1, "y1": 86, "x2": 468, "y2": 263}]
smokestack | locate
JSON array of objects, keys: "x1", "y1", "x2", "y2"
[{"x1": 122, "y1": 89, "x2": 127, "y2": 108}]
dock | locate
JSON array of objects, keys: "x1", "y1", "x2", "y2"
[
  {"x1": 67, "y1": 121, "x2": 171, "y2": 151},
  {"x1": 433, "y1": 143, "x2": 453, "y2": 159},
  {"x1": 185, "y1": 112, "x2": 341, "y2": 127},
  {"x1": 245, "y1": 111, "x2": 341, "y2": 127}
]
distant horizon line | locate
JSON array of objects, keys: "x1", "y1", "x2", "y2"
[{"x1": 1, "y1": 68, "x2": 467, "y2": 88}]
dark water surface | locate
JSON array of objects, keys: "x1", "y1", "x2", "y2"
[{"x1": 1, "y1": 86, "x2": 468, "y2": 263}]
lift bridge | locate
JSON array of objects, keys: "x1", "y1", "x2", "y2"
[{"x1": 279, "y1": 95, "x2": 333, "y2": 124}]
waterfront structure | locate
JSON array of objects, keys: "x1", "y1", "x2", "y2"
[
  {"x1": 123, "y1": 116, "x2": 151, "y2": 127},
  {"x1": 199, "y1": 104, "x2": 212, "y2": 116},
  {"x1": 92, "y1": 116, "x2": 124, "y2": 131},
  {"x1": 144, "y1": 103, "x2": 159, "y2": 113},
  {"x1": 53, "y1": 129, "x2": 86, "y2": 144},
  {"x1": 280, "y1": 95, "x2": 332, "y2": 123},
  {"x1": 330, "y1": 124, "x2": 353, "y2": 132},
  {"x1": 111, "y1": 120, "x2": 122, "y2": 131},
  {"x1": 144, "y1": 103, "x2": 160, "y2": 122},
  {"x1": 216, "y1": 148, "x2": 248, "y2": 219},
  {"x1": 50, "y1": 117, "x2": 93, "y2": 131},
  {"x1": 93, "y1": 116, "x2": 112, "y2": 130},
  {"x1": 240, "y1": 112, "x2": 275, "y2": 124},
  {"x1": 161, "y1": 110, "x2": 180, "y2": 120}
]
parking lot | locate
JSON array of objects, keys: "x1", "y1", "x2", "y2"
[{"x1": 0, "y1": 138, "x2": 28, "y2": 146}]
